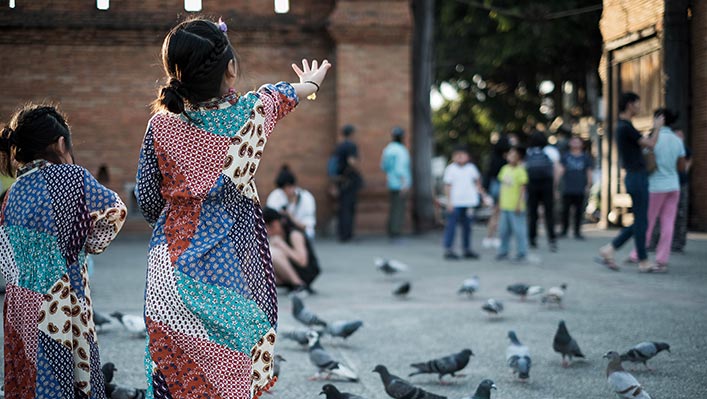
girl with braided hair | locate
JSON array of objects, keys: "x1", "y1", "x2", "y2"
[
  {"x1": 135, "y1": 18, "x2": 330, "y2": 398},
  {"x1": 0, "y1": 104, "x2": 126, "y2": 398}
]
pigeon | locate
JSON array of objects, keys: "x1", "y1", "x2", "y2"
[
  {"x1": 102, "y1": 362, "x2": 117, "y2": 384},
  {"x1": 620, "y1": 342, "x2": 670, "y2": 371},
  {"x1": 105, "y1": 384, "x2": 146, "y2": 399},
  {"x1": 541, "y1": 284, "x2": 567, "y2": 308},
  {"x1": 506, "y1": 331, "x2": 531, "y2": 381},
  {"x1": 292, "y1": 295, "x2": 328, "y2": 327},
  {"x1": 464, "y1": 379, "x2": 497, "y2": 399},
  {"x1": 553, "y1": 320, "x2": 584, "y2": 367},
  {"x1": 110, "y1": 312, "x2": 146, "y2": 337},
  {"x1": 325, "y1": 320, "x2": 364, "y2": 339},
  {"x1": 280, "y1": 329, "x2": 313, "y2": 347},
  {"x1": 604, "y1": 351, "x2": 652, "y2": 399},
  {"x1": 273, "y1": 354, "x2": 285, "y2": 378},
  {"x1": 481, "y1": 299, "x2": 503, "y2": 316},
  {"x1": 392, "y1": 281, "x2": 411, "y2": 297},
  {"x1": 373, "y1": 365, "x2": 447, "y2": 399},
  {"x1": 506, "y1": 284, "x2": 544, "y2": 301},
  {"x1": 458, "y1": 276, "x2": 479, "y2": 297},
  {"x1": 374, "y1": 258, "x2": 409, "y2": 275},
  {"x1": 408, "y1": 349, "x2": 473, "y2": 382},
  {"x1": 320, "y1": 384, "x2": 366, "y2": 399},
  {"x1": 93, "y1": 310, "x2": 114, "y2": 332},
  {"x1": 307, "y1": 331, "x2": 359, "y2": 381}
]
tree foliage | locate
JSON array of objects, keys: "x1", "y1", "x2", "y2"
[{"x1": 434, "y1": 0, "x2": 602, "y2": 164}]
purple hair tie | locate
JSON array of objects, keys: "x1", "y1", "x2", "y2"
[{"x1": 217, "y1": 18, "x2": 227, "y2": 33}]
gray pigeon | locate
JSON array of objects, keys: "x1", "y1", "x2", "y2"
[
  {"x1": 93, "y1": 310, "x2": 114, "y2": 332},
  {"x1": 106, "y1": 384, "x2": 146, "y2": 399},
  {"x1": 102, "y1": 362, "x2": 117, "y2": 384},
  {"x1": 506, "y1": 284, "x2": 544, "y2": 301},
  {"x1": 465, "y1": 379, "x2": 497, "y2": 399},
  {"x1": 307, "y1": 331, "x2": 359, "y2": 381},
  {"x1": 374, "y1": 258, "x2": 409, "y2": 275},
  {"x1": 481, "y1": 299, "x2": 503, "y2": 316},
  {"x1": 320, "y1": 384, "x2": 366, "y2": 399},
  {"x1": 393, "y1": 281, "x2": 411, "y2": 297},
  {"x1": 292, "y1": 295, "x2": 328, "y2": 327},
  {"x1": 408, "y1": 349, "x2": 473, "y2": 382},
  {"x1": 280, "y1": 329, "x2": 312, "y2": 347},
  {"x1": 110, "y1": 312, "x2": 146, "y2": 337},
  {"x1": 553, "y1": 320, "x2": 584, "y2": 367},
  {"x1": 458, "y1": 276, "x2": 479, "y2": 297},
  {"x1": 604, "y1": 351, "x2": 652, "y2": 399},
  {"x1": 620, "y1": 342, "x2": 670, "y2": 371},
  {"x1": 506, "y1": 331, "x2": 531, "y2": 381},
  {"x1": 325, "y1": 320, "x2": 364, "y2": 339},
  {"x1": 273, "y1": 354, "x2": 285, "y2": 378},
  {"x1": 373, "y1": 365, "x2": 447, "y2": 399}
]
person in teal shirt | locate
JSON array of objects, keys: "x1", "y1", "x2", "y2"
[{"x1": 380, "y1": 126, "x2": 412, "y2": 239}]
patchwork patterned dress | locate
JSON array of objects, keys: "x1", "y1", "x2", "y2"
[
  {"x1": 135, "y1": 83, "x2": 298, "y2": 399},
  {"x1": 1, "y1": 160, "x2": 127, "y2": 399}
]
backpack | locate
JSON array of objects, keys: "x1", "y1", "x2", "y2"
[{"x1": 525, "y1": 147, "x2": 554, "y2": 180}]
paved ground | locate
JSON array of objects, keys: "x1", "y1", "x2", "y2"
[{"x1": 3, "y1": 226, "x2": 707, "y2": 398}]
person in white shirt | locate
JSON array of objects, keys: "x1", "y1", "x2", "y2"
[
  {"x1": 442, "y1": 145, "x2": 489, "y2": 260},
  {"x1": 266, "y1": 165, "x2": 317, "y2": 239}
]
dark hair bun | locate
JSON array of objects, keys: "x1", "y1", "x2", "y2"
[
  {"x1": 159, "y1": 81, "x2": 186, "y2": 115},
  {"x1": 0, "y1": 126, "x2": 15, "y2": 154}
]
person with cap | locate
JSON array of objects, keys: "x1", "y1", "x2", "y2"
[
  {"x1": 263, "y1": 207, "x2": 320, "y2": 294},
  {"x1": 333, "y1": 124, "x2": 363, "y2": 242},
  {"x1": 266, "y1": 164, "x2": 317, "y2": 239},
  {"x1": 380, "y1": 126, "x2": 412, "y2": 240}
]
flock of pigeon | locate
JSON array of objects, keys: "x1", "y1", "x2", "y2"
[
  {"x1": 91, "y1": 257, "x2": 671, "y2": 399},
  {"x1": 273, "y1": 258, "x2": 672, "y2": 398}
]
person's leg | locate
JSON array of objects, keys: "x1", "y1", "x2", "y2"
[
  {"x1": 573, "y1": 194, "x2": 585, "y2": 237},
  {"x1": 630, "y1": 191, "x2": 662, "y2": 261},
  {"x1": 387, "y1": 190, "x2": 400, "y2": 237},
  {"x1": 486, "y1": 179, "x2": 501, "y2": 239},
  {"x1": 672, "y1": 183, "x2": 688, "y2": 251},
  {"x1": 337, "y1": 187, "x2": 352, "y2": 241},
  {"x1": 512, "y1": 211, "x2": 528, "y2": 258},
  {"x1": 393, "y1": 190, "x2": 406, "y2": 237},
  {"x1": 630, "y1": 173, "x2": 650, "y2": 262},
  {"x1": 561, "y1": 194, "x2": 571, "y2": 236},
  {"x1": 610, "y1": 173, "x2": 638, "y2": 252},
  {"x1": 349, "y1": 189, "x2": 359, "y2": 239},
  {"x1": 460, "y1": 207, "x2": 472, "y2": 254},
  {"x1": 527, "y1": 184, "x2": 540, "y2": 246},
  {"x1": 270, "y1": 246, "x2": 304, "y2": 287},
  {"x1": 542, "y1": 181, "x2": 556, "y2": 245},
  {"x1": 443, "y1": 207, "x2": 460, "y2": 254},
  {"x1": 497, "y1": 210, "x2": 511, "y2": 257},
  {"x1": 656, "y1": 190, "x2": 680, "y2": 265}
]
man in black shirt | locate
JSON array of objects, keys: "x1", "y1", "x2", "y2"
[
  {"x1": 598, "y1": 92, "x2": 664, "y2": 272},
  {"x1": 334, "y1": 124, "x2": 362, "y2": 242}
]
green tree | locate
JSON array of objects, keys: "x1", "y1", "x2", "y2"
[{"x1": 434, "y1": 0, "x2": 602, "y2": 167}]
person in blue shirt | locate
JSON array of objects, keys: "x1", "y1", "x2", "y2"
[{"x1": 380, "y1": 126, "x2": 412, "y2": 239}]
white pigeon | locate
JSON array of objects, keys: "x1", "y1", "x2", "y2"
[
  {"x1": 458, "y1": 276, "x2": 480, "y2": 297},
  {"x1": 306, "y1": 331, "x2": 359, "y2": 382},
  {"x1": 604, "y1": 351, "x2": 651, "y2": 398},
  {"x1": 374, "y1": 258, "x2": 409, "y2": 275},
  {"x1": 506, "y1": 331, "x2": 531, "y2": 381},
  {"x1": 541, "y1": 283, "x2": 567, "y2": 308},
  {"x1": 110, "y1": 311, "x2": 147, "y2": 337}
]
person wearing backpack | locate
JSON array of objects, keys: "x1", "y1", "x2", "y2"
[
  {"x1": 333, "y1": 124, "x2": 362, "y2": 242},
  {"x1": 525, "y1": 131, "x2": 561, "y2": 252}
]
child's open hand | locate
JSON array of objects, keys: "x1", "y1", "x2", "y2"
[{"x1": 291, "y1": 59, "x2": 331, "y2": 87}]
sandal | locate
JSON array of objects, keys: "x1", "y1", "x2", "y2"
[
  {"x1": 594, "y1": 256, "x2": 619, "y2": 271},
  {"x1": 638, "y1": 264, "x2": 663, "y2": 273}
]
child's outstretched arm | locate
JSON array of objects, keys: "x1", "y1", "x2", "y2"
[{"x1": 290, "y1": 59, "x2": 332, "y2": 99}]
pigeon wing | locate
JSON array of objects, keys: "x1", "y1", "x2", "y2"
[
  {"x1": 608, "y1": 371, "x2": 651, "y2": 399},
  {"x1": 633, "y1": 342, "x2": 658, "y2": 359},
  {"x1": 310, "y1": 347, "x2": 338, "y2": 371}
]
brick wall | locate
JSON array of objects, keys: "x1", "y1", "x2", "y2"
[
  {"x1": 600, "y1": 0, "x2": 664, "y2": 41},
  {"x1": 691, "y1": 0, "x2": 707, "y2": 229},
  {"x1": 0, "y1": 0, "x2": 413, "y2": 234}
]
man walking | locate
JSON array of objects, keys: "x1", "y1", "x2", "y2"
[
  {"x1": 381, "y1": 126, "x2": 412, "y2": 240},
  {"x1": 334, "y1": 124, "x2": 362, "y2": 242},
  {"x1": 598, "y1": 92, "x2": 663, "y2": 272}
]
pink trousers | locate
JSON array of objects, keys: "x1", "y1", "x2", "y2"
[{"x1": 631, "y1": 190, "x2": 680, "y2": 265}]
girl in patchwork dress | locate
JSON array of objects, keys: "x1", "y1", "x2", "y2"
[
  {"x1": 0, "y1": 104, "x2": 127, "y2": 398},
  {"x1": 135, "y1": 18, "x2": 330, "y2": 398}
]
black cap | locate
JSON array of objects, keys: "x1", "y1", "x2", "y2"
[
  {"x1": 342, "y1": 124, "x2": 355, "y2": 137},
  {"x1": 391, "y1": 126, "x2": 405, "y2": 137}
]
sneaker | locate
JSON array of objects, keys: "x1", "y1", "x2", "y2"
[
  {"x1": 492, "y1": 238, "x2": 501, "y2": 248},
  {"x1": 482, "y1": 238, "x2": 493, "y2": 249},
  {"x1": 444, "y1": 252, "x2": 460, "y2": 260},
  {"x1": 495, "y1": 253, "x2": 508, "y2": 261},
  {"x1": 463, "y1": 251, "x2": 480, "y2": 260}
]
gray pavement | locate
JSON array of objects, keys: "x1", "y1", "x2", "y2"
[{"x1": 3, "y1": 226, "x2": 707, "y2": 398}]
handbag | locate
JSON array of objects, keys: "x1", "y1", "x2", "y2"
[{"x1": 643, "y1": 148, "x2": 657, "y2": 173}]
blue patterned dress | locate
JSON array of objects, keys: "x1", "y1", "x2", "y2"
[
  {"x1": 1, "y1": 159, "x2": 126, "y2": 399},
  {"x1": 135, "y1": 83, "x2": 298, "y2": 399}
]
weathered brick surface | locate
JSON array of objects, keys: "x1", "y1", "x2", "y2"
[
  {"x1": 600, "y1": 0, "x2": 664, "y2": 42},
  {"x1": 0, "y1": 0, "x2": 412, "y2": 234}
]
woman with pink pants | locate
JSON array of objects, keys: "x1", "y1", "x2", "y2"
[{"x1": 630, "y1": 109, "x2": 686, "y2": 271}]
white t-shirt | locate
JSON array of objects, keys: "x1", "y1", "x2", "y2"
[
  {"x1": 265, "y1": 187, "x2": 317, "y2": 238},
  {"x1": 443, "y1": 163, "x2": 481, "y2": 207}
]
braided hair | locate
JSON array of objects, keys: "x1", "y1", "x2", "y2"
[
  {"x1": 0, "y1": 104, "x2": 73, "y2": 177},
  {"x1": 153, "y1": 18, "x2": 240, "y2": 115}
]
